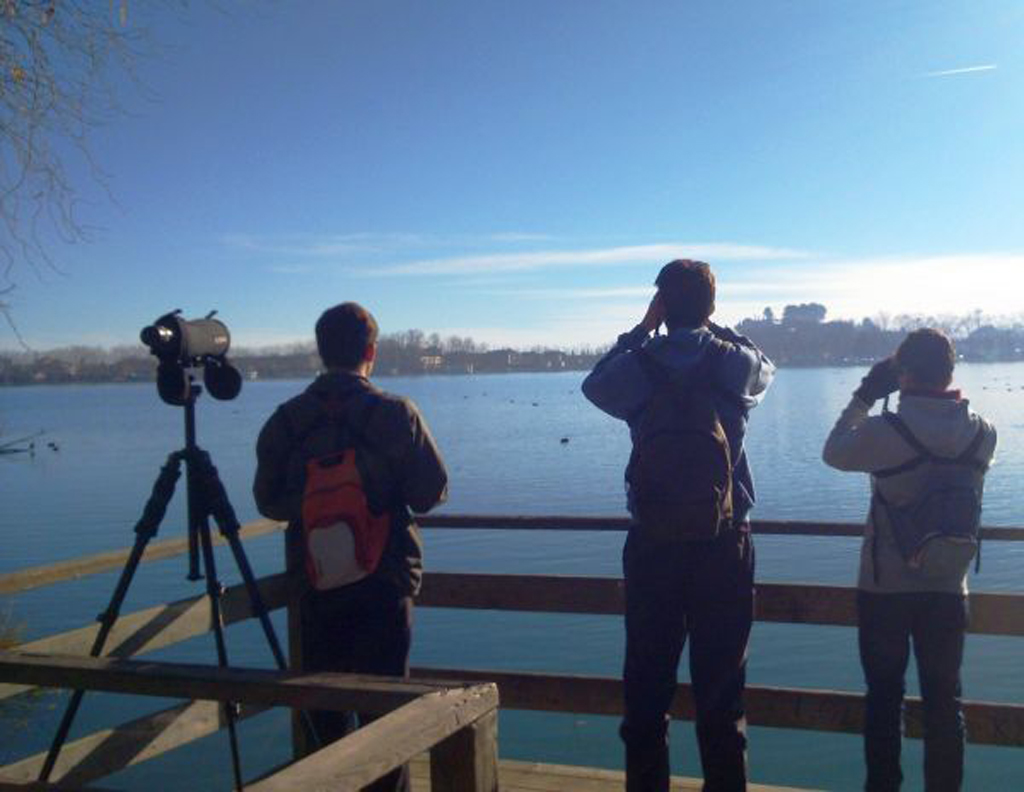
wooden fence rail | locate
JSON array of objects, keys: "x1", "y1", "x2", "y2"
[
  {"x1": 405, "y1": 667, "x2": 1024, "y2": 748},
  {"x1": 2, "y1": 573, "x2": 1022, "y2": 746},
  {"x1": 3, "y1": 516, "x2": 1022, "y2": 596},
  {"x1": 4, "y1": 570, "x2": 1021, "y2": 703}
]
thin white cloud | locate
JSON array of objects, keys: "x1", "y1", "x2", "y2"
[
  {"x1": 487, "y1": 232, "x2": 556, "y2": 243},
  {"x1": 473, "y1": 285, "x2": 654, "y2": 300},
  {"x1": 435, "y1": 310, "x2": 641, "y2": 350},
  {"x1": 222, "y1": 232, "x2": 427, "y2": 258},
  {"x1": 923, "y1": 64, "x2": 997, "y2": 78},
  {"x1": 360, "y1": 243, "x2": 810, "y2": 276},
  {"x1": 223, "y1": 231, "x2": 556, "y2": 259},
  {"x1": 439, "y1": 251, "x2": 1024, "y2": 347}
]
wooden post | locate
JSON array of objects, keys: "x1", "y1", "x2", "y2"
[
  {"x1": 284, "y1": 528, "x2": 311, "y2": 761},
  {"x1": 429, "y1": 709, "x2": 498, "y2": 792}
]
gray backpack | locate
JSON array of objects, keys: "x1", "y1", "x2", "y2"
[{"x1": 873, "y1": 411, "x2": 988, "y2": 579}]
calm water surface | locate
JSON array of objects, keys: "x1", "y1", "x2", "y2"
[{"x1": 2, "y1": 364, "x2": 1022, "y2": 790}]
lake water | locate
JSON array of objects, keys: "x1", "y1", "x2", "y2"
[{"x1": 2, "y1": 364, "x2": 1023, "y2": 790}]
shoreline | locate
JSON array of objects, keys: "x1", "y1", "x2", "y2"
[{"x1": 3, "y1": 356, "x2": 1024, "y2": 389}]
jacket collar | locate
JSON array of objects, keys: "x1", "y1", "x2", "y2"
[
  {"x1": 306, "y1": 370, "x2": 378, "y2": 401},
  {"x1": 897, "y1": 392, "x2": 970, "y2": 417},
  {"x1": 901, "y1": 387, "x2": 961, "y2": 401}
]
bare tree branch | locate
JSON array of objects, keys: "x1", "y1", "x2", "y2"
[{"x1": 1, "y1": 1, "x2": 166, "y2": 340}]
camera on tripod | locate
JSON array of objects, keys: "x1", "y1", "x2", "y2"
[
  {"x1": 42, "y1": 310, "x2": 311, "y2": 787},
  {"x1": 140, "y1": 310, "x2": 242, "y2": 404}
]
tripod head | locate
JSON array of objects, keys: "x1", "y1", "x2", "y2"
[{"x1": 142, "y1": 310, "x2": 243, "y2": 405}]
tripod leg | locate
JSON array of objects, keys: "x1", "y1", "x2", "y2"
[
  {"x1": 39, "y1": 452, "x2": 183, "y2": 782},
  {"x1": 199, "y1": 452, "x2": 287, "y2": 667},
  {"x1": 195, "y1": 511, "x2": 245, "y2": 792},
  {"x1": 196, "y1": 450, "x2": 323, "y2": 748}
]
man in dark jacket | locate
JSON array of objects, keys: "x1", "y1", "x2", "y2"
[
  {"x1": 254, "y1": 302, "x2": 447, "y2": 792},
  {"x1": 582, "y1": 260, "x2": 774, "y2": 792}
]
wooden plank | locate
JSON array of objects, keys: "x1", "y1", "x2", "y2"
[
  {"x1": 418, "y1": 573, "x2": 1024, "y2": 637},
  {"x1": 756, "y1": 583, "x2": 857, "y2": 627},
  {"x1": 0, "y1": 573, "x2": 292, "y2": 701},
  {"x1": 419, "y1": 515, "x2": 634, "y2": 532},
  {"x1": 0, "y1": 519, "x2": 286, "y2": 595},
  {"x1": 247, "y1": 685, "x2": 498, "y2": 792},
  {"x1": 0, "y1": 700, "x2": 266, "y2": 786},
  {"x1": 419, "y1": 573, "x2": 624, "y2": 616},
  {"x1": 408, "y1": 757, "x2": 813, "y2": 792},
  {"x1": 2, "y1": 573, "x2": 1018, "y2": 702},
  {"x1": 418, "y1": 515, "x2": 1024, "y2": 541},
  {"x1": 430, "y1": 709, "x2": 498, "y2": 792},
  {"x1": 5, "y1": 516, "x2": 1021, "y2": 596},
  {"x1": 965, "y1": 591, "x2": 1024, "y2": 637},
  {"x1": 284, "y1": 531, "x2": 310, "y2": 762},
  {"x1": 0, "y1": 780, "x2": 117, "y2": 792},
  {"x1": 0, "y1": 652, "x2": 466, "y2": 715},
  {"x1": 409, "y1": 667, "x2": 1024, "y2": 747}
]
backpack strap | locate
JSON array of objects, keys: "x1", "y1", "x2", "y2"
[
  {"x1": 882, "y1": 411, "x2": 932, "y2": 457},
  {"x1": 280, "y1": 389, "x2": 381, "y2": 451},
  {"x1": 875, "y1": 411, "x2": 989, "y2": 478},
  {"x1": 873, "y1": 413, "x2": 928, "y2": 478},
  {"x1": 957, "y1": 424, "x2": 989, "y2": 572},
  {"x1": 954, "y1": 424, "x2": 990, "y2": 472}
]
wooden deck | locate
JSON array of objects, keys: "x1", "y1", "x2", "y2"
[{"x1": 409, "y1": 756, "x2": 814, "y2": 791}]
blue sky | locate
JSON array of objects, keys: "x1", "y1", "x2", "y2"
[{"x1": 4, "y1": 1, "x2": 1024, "y2": 350}]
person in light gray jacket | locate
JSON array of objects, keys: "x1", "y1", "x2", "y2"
[{"x1": 823, "y1": 328, "x2": 996, "y2": 792}]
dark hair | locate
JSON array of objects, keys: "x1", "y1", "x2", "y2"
[
  {"x1": 896, "y1": 328, "x2": 955, "y2": 389},
  {"x1": 654, "y1": 259, "x2": 716, "y2": 328},
  {"x1": 315, "y1": 302, "x2": 379, "y2": 370}
]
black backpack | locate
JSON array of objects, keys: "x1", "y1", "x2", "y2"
[
  {"x1": 873, "y1": 411, "x2": 988, "y2": 580},
  {"x1": 627, "y1": 341, "x2": 733, "y2": 542}
]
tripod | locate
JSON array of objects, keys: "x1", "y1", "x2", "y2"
[{"x1": 40, "y1": 380, "x2": 309, "y2": 790}]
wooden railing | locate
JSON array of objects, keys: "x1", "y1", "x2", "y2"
[
  {"x1": 0, "y1": 652, "x2": 498, "y2": 791},
  {"x1": 1, "y1": 515, "x2": 1023, "y2": 788}
]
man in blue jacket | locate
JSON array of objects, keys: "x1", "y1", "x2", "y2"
[{"x1": 583, "y1": 259, "x2": 774, "y2": 792}]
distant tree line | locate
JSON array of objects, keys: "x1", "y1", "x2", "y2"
[
  {"x1": 737, "y1": 304, "x2": 1024, "y2": 366},
  {"x1": 2, "y1": 306, "x2": 1022, "y2": 386},
  {"x1": 0, "y1": 332, "x2": 605, "y2": 385}
]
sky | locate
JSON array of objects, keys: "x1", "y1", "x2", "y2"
[{"x1": 3, "y1": 1, "x2": 1024, "y2": 351}]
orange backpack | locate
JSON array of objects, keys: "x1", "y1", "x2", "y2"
[{"x1": 298, "y1": 397, "x2": 390, "y2": 590}]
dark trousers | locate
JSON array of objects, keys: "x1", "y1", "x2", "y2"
[
  {"x1": 621, "y1": 528, "x2": 755, "y2": 792},
  {"x1": 857, "y1": 591, "x2": 968, "y2": 792},
  {"x1": 300, "y1": 575, "x2": 413, "y2": 792}
]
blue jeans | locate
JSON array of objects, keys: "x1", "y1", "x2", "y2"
[
  {"x1": 621, "y1": 528, "x2": 755, "y2": 792},
  {"x1": 857, "y1": 591, "x2": 968, "y2": 792}
]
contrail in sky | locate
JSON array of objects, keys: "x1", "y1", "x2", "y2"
[{"x1": 924, "y1": 64, "x2": 997, "y2": 78}]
